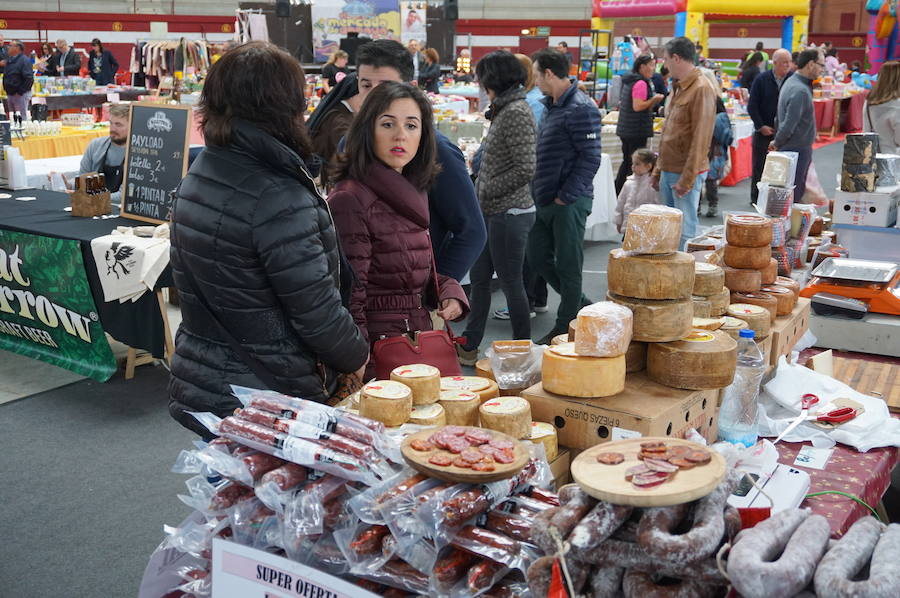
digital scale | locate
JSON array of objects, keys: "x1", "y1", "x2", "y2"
[
  {"x1": 800, "y1": 258, "x2": 900, "y2": 316},
  {"x1": 727, "y1": 462, "x2": 811, "y2": 513}
]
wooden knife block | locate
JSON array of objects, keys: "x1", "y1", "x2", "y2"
[{"x1": 70, "y1": 174, "x2": 111, "y2": 217}]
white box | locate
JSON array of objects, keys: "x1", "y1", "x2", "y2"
[
  {"x1": 832, "y1": 223, "x2": 900, "y2": 263},
  {"x1": 832, "y1": 185, "x2": 900, "y2": 227}
]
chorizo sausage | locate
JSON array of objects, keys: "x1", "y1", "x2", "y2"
[
  {"x1": 526, "y1": 555, "x2": 554, "y2": 598},
  {"x1": 468, "y1": 560, "x2": 505, "y2": 593},
  {"x1": 485, "y1": 509, "x2": 533, "y2": 543},
  {"x1": 434, "y1": 548, "x2": 478, "y2": 585},
  {"x1": 586, "y1": 567, "x2": 625, "y2": 598},
  {"x1": 349, "y1": 525, "x2": 390, "y2": 557},
  {"x1": 259, "y1": 463, "x2": 308, "y2": 490},
  {"x1": 622, "y1": 569, "x2": 718, "y2": 598},
  {"x1": 814, "y1": 517, "x2": 900, "y2": 598},
  {"x1": 727, "y1": 509, "x2": 831, "y2": 598},
  {"x1": 568, "y1": 501, "x2": 633, "y2": 559},
  {"x1": 375, "y1": 473, "x2": 429, "y2": 504}
]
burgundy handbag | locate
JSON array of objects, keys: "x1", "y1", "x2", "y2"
[{"x1": 372, "y1": 240, "x2": 464, "y2": 379}]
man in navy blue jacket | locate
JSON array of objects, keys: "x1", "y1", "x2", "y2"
[
  {"x1": 747, "y1": 48, "x2": 792, "y2": 205},
  {"x1": 351, "y1": 40, "x2": 486, "y2": 282},
  {"x1": 528, "y1": 48, "x2": 602, "y2": 344}
]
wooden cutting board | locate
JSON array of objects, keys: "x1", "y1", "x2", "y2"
[
  {"x1": 832, "y1": 357, "x2": 900, "y2": 413},
  {"x1": 400, "y1": 427, "x2": 530, "y2": 483},
  {"x1": 571, "y1": 437, "x2": 726, "y2": 507}
]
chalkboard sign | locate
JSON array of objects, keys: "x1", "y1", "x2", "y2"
[{"x1": 121, "y1": 103, "x2": 191, "y2": 224}]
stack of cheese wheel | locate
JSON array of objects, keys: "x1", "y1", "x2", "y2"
[
  {"x1": 760, "y1": 284, "x2": 798, "y2": 316},
  {"x1": 607, "y1": 249, "x2": 694, "y2": 343},
  {"x1": 390, "y1": 364, "x2": 440, "y2": 405},
  {"x1": 439, "y1": 389, "x2": 481, "y2": 426},
  {"x1": 542, "y1": 342, "x2": 625, "y2": 398},
  {"x1": 621, "y1": 204, "x2": 683, "y2": 254},
  {"x1": 719, "y1": 316, "x2": 750, "y2": 340},
  {"x1": 359, "y1": 380, "x2": 413, "y2": 426},
  {"x1": 723, "y1": 214, "x2": 776, "y2": 295},
  {"x1": 572, "y1": 301, "x2": 633, "y2": 357},
  {"x1": 647, "y1": 329, "x2": 738, "y2": 390},
  {"x1": 730, "y1": 291, "x2": 778, "y2": 325},
  {"x1": 726, "y1": 303, "x2": 771, "y2": 340},
  {"x1": 692, "y1": 262, "x2": 729, "y2": 318}
]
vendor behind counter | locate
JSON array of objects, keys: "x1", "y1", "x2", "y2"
[{"x1": 76, "y1": 103, "x2": 128, "y2": 203}]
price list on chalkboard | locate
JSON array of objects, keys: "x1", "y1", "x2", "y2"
[{"x1": 121, "y1": 103, "x2": 191, "y2": 224}]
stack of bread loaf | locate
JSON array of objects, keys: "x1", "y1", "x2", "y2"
[{"x1": 351, "y1": 363, "x2": 560, "y2": 460}]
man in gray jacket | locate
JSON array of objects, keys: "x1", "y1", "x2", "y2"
[
  {"x1": 75, "y1": 104, "x2": 130, "y2": 204},
  {"x1": 772, "y1": 48, "x2": 823, "y2": 203}
]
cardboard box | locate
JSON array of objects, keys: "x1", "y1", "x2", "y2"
[
  {"x1": 549, "y1": 448, "x2": 571, "y2": 489},
  {"x1": 522, "y1": 372, "x2": 719, "y2": 451},
  {"x1": 770, "y1": 297, "x2": 811, "y2": 367},
  {"x1": 832, "y1": 185, "x2": 899, "y2": 227}
]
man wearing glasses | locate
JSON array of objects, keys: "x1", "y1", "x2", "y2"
[{"x1": 772, "y1": 48, "x2": 823, "y2": 203}]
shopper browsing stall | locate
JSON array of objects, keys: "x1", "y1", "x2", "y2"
[
  {"x1": 748, "y1": 48, "x2": 792, "y2": 205},
  {"x1": 328, "y1": 81, "x2": 468, "y2": 378},
  {"x1": 168, "y1": 42, "x2": 368, "y2": 439},
  {"x1": 46, "y1": 39, "x2": 81, "y2": 77},
  {"x1": 2, "y1": 40, "x2": 33, "y2": 119},
  {"x1": 88, "y1": 38, "x2": 119, "y2": 86},
  {"x1": 863, "y1": 61, "x2": 900, "y2": 153},
  {"x1": 614, "y1": 54, "x2": 664, "y2": 194}
]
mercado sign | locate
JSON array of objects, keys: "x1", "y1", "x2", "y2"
[
  {"x1": 312, "y1": 0, "x2": 401, "y2": 62},
  {"x1": 0, "y1": 230, "x2": 116, "y2": 382}
]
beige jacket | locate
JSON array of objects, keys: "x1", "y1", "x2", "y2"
[{"x1": 656, "y1": 67, "x2": 717, "y2": 190}]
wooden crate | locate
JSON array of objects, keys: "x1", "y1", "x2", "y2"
[{"x1": 833, "y1": 357, "x2": 900, "y2": 413}]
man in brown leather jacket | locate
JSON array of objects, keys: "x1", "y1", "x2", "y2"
[{"x1": 652, "y1": 36, "x2": 716, "y2": 249}]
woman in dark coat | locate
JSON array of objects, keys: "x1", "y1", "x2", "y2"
[
  {"x1": 169, "y1": 42, "x2": 368, "y2": 438},
  {"x1": 420, "y1": 48, "x2": 442, "y2": 94},
  {"x1": 328, "y1": 82, "x2": 468, "y2": 378},
  {"x1": 88, "y1": 38, "x2": 119, "y2": 85},
  {"x1": 615, "y1": 54, "x2": 664, "y2": 193},
  {"x1": 740, "y1": 52, "x2": 764, "y2": 91}
]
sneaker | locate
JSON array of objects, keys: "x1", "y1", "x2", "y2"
[
  {"x1": 536, "y1": 327, "x2": 567, "y2": 346},
  {"x1": 533, "y1": 304, "x2": 549, "y2": 313},
  {"x1": 706, "y1": 208, "x2": 718, "y2": 218},
  {"x1": 456, "y1": 344, "x2": 478, "y2": 367},
  {"x1": 493, "y1": 307, "x2": 536, "y2": 320}
]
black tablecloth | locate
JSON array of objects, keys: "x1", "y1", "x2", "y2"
[{"x1": 1, "y1": 189, "x2": 172, "y2": 357}]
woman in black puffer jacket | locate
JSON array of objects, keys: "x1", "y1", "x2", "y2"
[{"x1": 169, "y1": 42, "x2": 368, "y2": 438}]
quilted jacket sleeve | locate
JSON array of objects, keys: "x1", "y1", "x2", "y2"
[
  {"x1": 559, "y1": 102, "x2": 602, "y2": 204},
  {"x1": 327, "y1": 187, "x2": 373, "y2": 345},
  {"x1": 252, "y1": 182, "x2": 368, "y2": 373}
]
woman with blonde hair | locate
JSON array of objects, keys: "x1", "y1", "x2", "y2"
[
  {"x1": 515, "y1": 53, "x2": 546, "y2": 127},
  {"x1": 864, "y1": 61, "x2": 900, "y2": 153},
  {"x1": 322, "y1": 49, "x2": 350, "y2": 94}
]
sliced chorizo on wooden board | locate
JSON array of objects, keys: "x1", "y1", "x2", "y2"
[
  {"x1": 400, "y1": 426, "x2": 530, "y2": 483},
  {"x1": 571, "y1": 437, "x2": 726, "y2": 507}
]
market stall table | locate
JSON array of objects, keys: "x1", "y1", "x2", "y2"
[
  {"x1": 0, "y1": 188, "x2": 173, "y2": 370},
  {"x1": 720, "y1": 118, "x2": 755, "y2": 187},
  {"x1": 814, "y1": 91, "x2": 868, "y2": 139},
  {"x1": 11, "y1": 126, "x2": 109, "y2": 160},
  {"x1": 33, "y1": 88, "x2": 146, "y2": 112},
  {"x1": 24, "y1": 155, "x2": 83, "y2": 189},
  {"x1": 775, "y1": 440, "x2": 899, "y2": 537}
]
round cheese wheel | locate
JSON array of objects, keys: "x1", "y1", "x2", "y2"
[
  {"x1": 693, "y1": 317, "x2": 726, "y2": 331},
  {"x1": 719, "y1": 316, "x2": 750, "y2": 340},
  {"x1": 606, "y1": 292, "x2": 693, "y2": 343},
  {"x1": 686, "y1": 236, "x2": 721, "y2": 252},
  {"x1": 692, "y1": 250, "x2": 722, "y2": 265},
  {"x1": 475, "y1": 358, "x2": 493, "y2": 380},
  {"x1": 726, "y1": 214, "x2": 773, "y2": 247},
  {"x1": 723, "y1": 265, "x2": 762, "y2": 293},
  {"x1": 724, "y1": 244, "x2": 772, "y2": 270},
  {"x1": 726, "y1": 303, "x2": 771, "y2": 340},
  {"x1": 568, "y1": 319, "x2": 576, "y2": 342},
  {"x1": 760, "y1": 285, "x2": 796, "y2": 316},
  {"x1": 647, "y1": 330, "x2": 738, "y2": 390},
  {"x1": 692, "y1": 295, "x2": 712, "y2": 318},
  {"x1": 622, "y1": 204, "x2": 683, "y2": 254},
  {"x1": 774, "y1": 276, "x2": 801, "y2": 297},
  {"x1": 625, "y1": 341, "x2": 647, "y2": 373},
  {"x1": 360, "y1": 381, "x2": 413, "y2": 427},
  {"x1": 440, "y1": 376, "x2": 500, "y2": 404},
  {"x1": 439, "y1": 390, "x2": 481, "y2": 426},
  {"x1": 408, "y1": 403, "x2": 446, "y2": 427},
  {"x1": 731, "y1": 291, "x2": 777, "y2": 324},
  {"x1": 542, "y1": 343, "x2": 625, "y2": 398},
  {"x1": 547, "y1": 334, "x2": 566, "y2": 346},
  {"x1": 607, "y1": 249, "x2": 695, "y2": 300},
  {"x1": 760, "y1": 258, "x2": 778, "y2": 285},
  {"x1": 479, "y1": 396, "x2": 532, "y2": 439},
  {"x1": 693, "y1": 262, "x2": 725, "y2": 296},
  {"x1": 390, "y1": 364, "x2": 440, "y2": 405},
  {"x1": 574, "y1": 301, "x2": 633, "y2": 357},
  {"x1": 529, "y1": 421, "x2": 559, "y2": 462},
  {"x1": 707, "y1": 286, "x2": 730, "y2": 316}
]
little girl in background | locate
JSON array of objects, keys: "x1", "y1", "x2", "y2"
[{"x1": 615, "y1": 149, "x2": 660, "y2": 233}]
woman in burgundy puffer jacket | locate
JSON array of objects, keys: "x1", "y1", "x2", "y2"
[{"x1": 329, "y1": 82, "x2": 469, "y2": 378}]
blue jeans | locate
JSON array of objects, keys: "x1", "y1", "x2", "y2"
[{"x1": 659, "y1": 170, "x2": 707, "y2": 250}]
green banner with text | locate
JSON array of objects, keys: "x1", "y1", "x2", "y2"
[{"x1": 0, "y1": 229, "x2": 116, "y2": 382}]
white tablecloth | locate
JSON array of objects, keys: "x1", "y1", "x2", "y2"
[
  {"x1": 731, "y1": 118, "x2": 754, "y2": 146},
  {"x1": 24, "y1": 154, "x2": 82, "y2": 189},
  {"x1": 585, "y1": 153, "x2": 619, "y2": 242}
]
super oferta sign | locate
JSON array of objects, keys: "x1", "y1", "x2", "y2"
[{"x1": 0, "y1": 230, "x2": 116, "y2": 382}]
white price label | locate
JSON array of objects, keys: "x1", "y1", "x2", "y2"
[{"x1": 612, "y1": 427, "x2": 643, "y2": 441}]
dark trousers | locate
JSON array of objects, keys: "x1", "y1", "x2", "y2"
[
  {"x1": 782, "y1": 145, "x2": 812, "y2": 204},
  {"x1": 701, "y1": 177, "x2": 719, "y2": 210},
  {"x1": 615, "y1": 136, "x2": 650, "y2": 194},
  {"x1": 524, "y1": 259, "x2": 547, "y2": 308},
  {"x1": 463, "y1": 211, "x2": 536, "y2": 350},
  {"x1": 526, "y1": 196, "x2": 591, "y2": 332},
  {"x1": 751, "y1": 131, "x2": 774, "y2": 204}
]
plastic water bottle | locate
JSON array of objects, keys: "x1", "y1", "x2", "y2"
[{"x1": 717, "y1": 329, "x2": 766, "y2": 447}]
